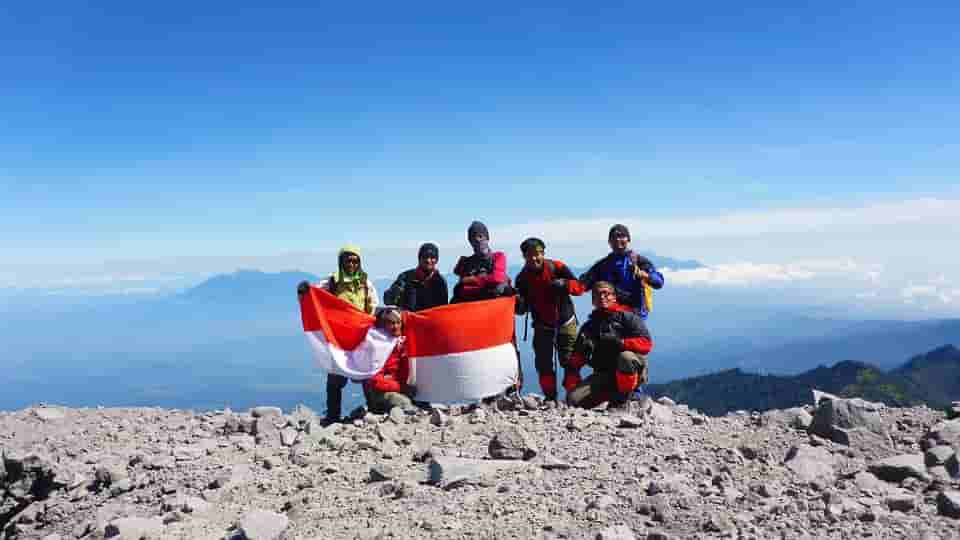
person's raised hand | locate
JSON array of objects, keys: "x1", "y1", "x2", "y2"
[{"x1": 297, "y1": 281, "x2": 311, "y2": 297}]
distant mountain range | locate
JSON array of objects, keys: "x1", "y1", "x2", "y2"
[
  {"x1": 647, "y1": 344, "x2": 960, "y2": 415},
  {"x1": 1, "y1": 267, "x2": 958, "y2": 414}
]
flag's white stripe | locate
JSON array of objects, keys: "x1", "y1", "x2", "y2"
[
  {"x1": 305, "y1": 328, "x2": 397, "y2": 379},
  {"x1": 409, "y1": 343, "x2": 518, "y2": 402}
]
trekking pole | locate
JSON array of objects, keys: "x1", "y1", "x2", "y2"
[{"x1": 552, "y1": 304, "x2": 560, "y2": 401}]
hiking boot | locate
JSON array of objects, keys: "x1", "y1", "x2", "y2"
[
  {"x1": 607, "y1": 398, "x2": 630, "y2": 412},
  {"x1": 319, "y1": 416, "x2": 341, "y2": 428}
]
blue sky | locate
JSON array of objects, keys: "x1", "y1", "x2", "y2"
[{"x1": 2, "y1": 2, "x2": 959, "y2": 313}]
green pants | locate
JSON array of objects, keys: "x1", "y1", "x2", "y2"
[
  {"x1": 366, "y1": 390, "x2": 415, "y2": 414},
  {"x1": 532, "y1": 320, "x2": 578, "y2": 375},
  {"x1": 568, "y1": 351, "x2": 647, "y2": 409}
]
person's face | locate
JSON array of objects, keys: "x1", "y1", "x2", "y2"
[
  {"x1": 384, "y1": 317, "x2": 402, "y2": 337},
  {"x1": 419, "y1": 254, "x2": 438, "y2": 273},
  {"x1": 523, "y1": 248, "x2": 544, "y2": 270},
  {"x1": 470, "y1": 232, "x2": 488, "y2": 248},
  {"x1": 608, "y1": 233, "x2": 630, "y2": 254},
  {"x1": 341, "y1": 253, "x2": 361, "y2": 273},
  {"x1": 592, "y1": 286, "x2": 616, "y2": 310}
]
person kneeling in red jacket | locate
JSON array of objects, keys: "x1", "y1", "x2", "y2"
[
  {"x1": 566, "y1": 281, "x2": 653, "y2": 409},
  {"x1": 364, "y1": 308, "x2": 418, "y2": 414}
]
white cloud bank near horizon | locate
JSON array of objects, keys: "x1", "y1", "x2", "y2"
[{"x1": 3, "y1": 197, "x2": 958, "y2": 317}]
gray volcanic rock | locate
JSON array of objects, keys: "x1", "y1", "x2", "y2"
[
  {"x1": 595, "y1": 524, "x2": 636, "y2": 539},
  {"x1": 231, "y1": 509, "x2": 289, "y2": 539},
  {"x1": 103, "y1": 516, "x2": 163, "y2": 539},
  {"x1": 250, "y1": 406, "x2": 282, "y2": 419},
  {"x1": 761, "y1": 407, "x2": 812, "y2": 430},
  {"x1": 427, "y1": 457, "x2": 531, "y2": 490},
  {"x1": 784, "y1": 444, "x2": 836, "y2": 483},
  {"x1": 809, "y1": 393, "x2": 885, "y2": 445},
  {"x1": 2, "y1": 398, "x2": 959, "y2": 540},
  {"x1": 925, "y1": 445, "x2": 958, "y2": 474},
  {"x1": 488, "y1": 425, "x2": 537, "y2": 460},
  {"x1": 923, "y1": 419, "x2": 960, "y2": 452},
  {"x1": 948, "y1": 402, "x2": 960, "y2": 420},
  {"x1": 937, "y1": 490, "x2": 960, "y2": 519},
  {"x1": 868, "y1": 453, "x2": 930, "y2": 483}
]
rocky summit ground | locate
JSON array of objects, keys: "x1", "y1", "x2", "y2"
[{"x1": 2, "y1": 394, "x2": 960, "y2": 540}]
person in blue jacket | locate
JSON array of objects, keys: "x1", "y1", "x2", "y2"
[{"x1": 578, "y1": 224, "x2": 664, "y2": 320}]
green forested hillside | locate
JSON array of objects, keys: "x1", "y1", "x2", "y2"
[{"x1": 647, "y1": 345, "x2": 958, "y2": 416}]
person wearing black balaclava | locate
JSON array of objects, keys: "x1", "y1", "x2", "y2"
[
  {"x1": 451, "y1": 221, "x2": 522, "y2": 397},
  {"x1": 383, "y1": 242, "x2": 449, "y2": 311},
  {"x1": 451, "y1": 221, "x2": 511, "y2": 303}
]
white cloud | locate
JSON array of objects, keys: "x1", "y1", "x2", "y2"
[
  {"x1": 664, "y1": 259, "x2": 880, "y2": 287},
  {"x1": 665, "y1": 263, "x2": 815, "y2": 286},
  {"x1": 901, "y1": 282, "x2": 960, "y2": 305},
  {"x1": 488, "y1": 197, "x2": 960, "y2": 247}
]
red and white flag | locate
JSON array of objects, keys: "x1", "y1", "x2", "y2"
[{"x1": 300, "y1": 288, "x2": 518, "y2": 402}]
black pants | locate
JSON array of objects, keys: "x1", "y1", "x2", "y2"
[{"x1": 326, "y1": 373, "x2": 348, "y2": 420}]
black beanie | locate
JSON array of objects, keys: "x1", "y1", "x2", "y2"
[
  {"x1": 520, "y1": 237, "x2": 545, "y2": 255},
  {"x1": 418, "y1": 242, "x2": 439, "y2": 259},
  {"x1": 467, "y1": 221, "x2": 489, "y2": 241},
  {"x1": 608, "y1": 224, "x2": 631, "y2": 241}
]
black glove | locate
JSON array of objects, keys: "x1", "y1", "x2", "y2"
[
  {"x1": 581, "y1": 338, "x2": 595, "y2": 358},
  {"x1": 297, "y1": 281, "x2": 310, "y2": 297},
  {"x1": 595, "y1": 334, "x2": 623, "y2": 352},
  {"x1": 550, "y1": 278, "x2": 567, "y2": 292},
  {"x1": 514, "y1": 296, "x2": 528, "y2": 315},
  {"x1": 401, "y1": 383, "x2": 418, "y2": 398}
]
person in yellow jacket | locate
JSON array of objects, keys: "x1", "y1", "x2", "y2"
[{"x1": 297, "y1": 245, "x2": 378, "y2": 423}]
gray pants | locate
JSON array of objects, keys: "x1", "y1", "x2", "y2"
[{"x1": 568, "y1": 351, "x2": 647, "y2": 409}]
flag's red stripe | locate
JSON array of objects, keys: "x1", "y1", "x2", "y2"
[
  {"x1": 404, "y1": 297, "x2": 515, "y2": 357},
  {"x1": 300, "y1": 287, "x2": 374, "y2": 350}
]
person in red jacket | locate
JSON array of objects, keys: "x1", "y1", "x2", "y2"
[
  {"x1": 566, "y1": 281, "x2": 653, "y2": 410},
  {"x1": 514, "y1": 237, "x2": 586, "y2": 402},
  {"x1": 364, "y1": 308, "x2": 417, "y2": 413}
]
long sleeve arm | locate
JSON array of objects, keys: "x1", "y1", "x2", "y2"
[
  {"x1": 383, "y1": 273, "x2": 406, "y2": 306},
  {"x1": 473, "y1": 252, "x2": 507, "y2": 287},
  {"x1": 365, "y1": 280, "x2": 379, "y2": 314},
  {"x1": 555, "y1": 262, "x2": 586, "y2": 296}
]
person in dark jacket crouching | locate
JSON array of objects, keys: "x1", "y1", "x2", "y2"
[
  {"x1": 566, "y1": 281, "x2": 653, "y2": 410},
  {"x1": 364, "y1": 308, "x2": 418, "y2": 413},
  {"x1": 383, "y1": 242, "x2": 449, "y2": 311}
]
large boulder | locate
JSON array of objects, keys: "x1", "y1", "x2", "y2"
[
  {"x1": 868, "y1": 454, "x2": 930, "y2": 483},
  {"x1": 784, "y1": 445, "x2": 837, "y2": 483},
  {"x1": 231, "y1": 509, "x2": 290, "y2": 540},
  {"x1": 948, "y1": 402, "x2": 959, "y2": 420},
  {"x1": 1, "y1": 450, "x2": 69, "y2": 501},
  {"x1": 427, "y1": 457, "x2": 531, "y2": 490},
  {"x1": 922, "y1": 419, "x2": 960, "y2": 452},
  {"x1": 809, "y1": 393, "x2": 885, "y2": 445},
  {"x1": 253, "y1": 417, "x2": 281, "y2": 447},
  {"x1": 761, "y1": 407, "x2": 813, "y2": 430},
  {"x1": 488, "y1": 425, "x2": 537, "y2": 460},
  {"x1": 103, "y1": 516, "x2": 164, "y2": 539},
  {"x1": 937, "y1": 490, "x2": 960, "y2": 519}
]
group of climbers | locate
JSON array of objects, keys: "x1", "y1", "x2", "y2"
[{"x1": 297, "y1": 221, "x2": 665, "y2": 424}]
